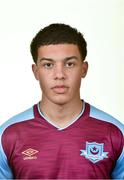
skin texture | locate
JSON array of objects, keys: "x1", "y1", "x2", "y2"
[{"x1": 32, "y1": 44, "x2": 88, "y2": 127}]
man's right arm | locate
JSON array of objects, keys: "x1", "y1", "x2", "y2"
[{"x1": 0, "y1": 127, "x2": 13, "y2": 179}]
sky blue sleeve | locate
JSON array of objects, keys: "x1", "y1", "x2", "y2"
[
  {"x1": 111, "y1": 147, "x2": 124, "y2": 179},
  {"x1": 0, "y1": 107, "x2": 34, "y2": 179},
  {"x1": 0, "y1": 128, "x2": 13, "y2": 179},
  {"x1": 90, "y1": 105, "x2": 124, "y2": 179}
]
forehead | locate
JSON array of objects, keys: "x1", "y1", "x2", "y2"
[{"x1": 37, "y1": 44, "x2": 81, "y2": 60}]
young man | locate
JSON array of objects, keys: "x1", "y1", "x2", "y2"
[{"x1": 0, "y1": 23, "x2": 124, "y2": 179}]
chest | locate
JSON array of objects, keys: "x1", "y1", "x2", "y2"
[{"x1": 7, "y1": 126, "x2": 115, "y2": 179}]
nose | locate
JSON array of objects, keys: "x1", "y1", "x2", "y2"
[{"x1": 54, "y1": 64, "x2": 66, "y2": 80}]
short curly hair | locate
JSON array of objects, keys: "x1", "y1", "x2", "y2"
[{"x1": 30, "y1": 23, "x2": 87, "y2": 63}]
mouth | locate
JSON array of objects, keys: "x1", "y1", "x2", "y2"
[{"x1": 51, "y1": 85, "x2": 69, "y2": 94}]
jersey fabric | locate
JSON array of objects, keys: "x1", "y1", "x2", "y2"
[{"x1": 0, "y1": 102, "x2": 124, "y2": 179}]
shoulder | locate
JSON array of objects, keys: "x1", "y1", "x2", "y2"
[
  {"x1": 0, "y1": 106, "x2": 34, "y2": 137},
  {"x1": 89, "y1": 104, "x2": 124, "y2": 135},
  {"x1": 0, "y1": 106, "x2": 35, "y2": 179},
  {"x1": 88, "y1": 103, "x2": 124, "y2": 178}
]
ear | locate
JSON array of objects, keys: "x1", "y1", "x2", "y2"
[
  {"x1": 81, "y1": 61, "x2": 88, "y2": 78},
  {"x1": 32, "y1": 64, "x2": 39, "y2": 80}
]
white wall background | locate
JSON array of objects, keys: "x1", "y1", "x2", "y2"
[{"x1": 0, "y1": 0, "x2": 123, "y2": 125}]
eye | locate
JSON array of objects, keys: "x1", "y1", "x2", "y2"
[
  {"x1": 65, "y1": 62, "x2": 75, "y2": 67},
  {"x1": 43, "y1": 63, "x2": 54, "y2": 69}
]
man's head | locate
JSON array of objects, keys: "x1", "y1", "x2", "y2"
[
  {"x1": 31, "y1": 23, "x2": 88, "y2": 105},
  {"x1": 30, "y1": 23, "x2": 87, "y2": 63}
]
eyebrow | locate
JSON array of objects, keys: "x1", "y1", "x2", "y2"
[{"x1": 39, "y1": 56, "x2": 78, "y2": 62}]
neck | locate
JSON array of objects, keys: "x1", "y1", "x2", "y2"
[{"x1": 40, "y1": 97, "x2": 84, "y2": 128}]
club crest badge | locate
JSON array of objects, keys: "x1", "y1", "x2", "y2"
[{"x1": 80, "y1": 142, "x2": 108, "y2": 163}]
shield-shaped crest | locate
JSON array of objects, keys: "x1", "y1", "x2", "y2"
[{"x1": 80, "y1": 142, "x2": 108, "y2": 163}]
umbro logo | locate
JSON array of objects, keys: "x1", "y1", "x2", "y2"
[{"x1": 22, "y1": 148, "x2": 39, "y2": 160}]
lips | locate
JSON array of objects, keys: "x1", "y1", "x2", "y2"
[{"x1": 52, "y1": 85, "x2": 69, "y2": 94}]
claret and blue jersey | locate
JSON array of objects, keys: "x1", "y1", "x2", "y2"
[{"x1": 0, "y1": 102, "x2": 124, "y2": 179}]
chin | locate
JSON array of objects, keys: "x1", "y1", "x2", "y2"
[{"x1": 50, "y1": 96, "x2": 71, "y2": 106}]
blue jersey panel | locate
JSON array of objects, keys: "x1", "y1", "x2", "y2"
[
  {"x1": 111, "y1": 148, "x2": 124, "y2": 179},
  {"x1": 90, "y1": 105, "x2": 124, "y2": 179},
  {"x1": 0, "y1": 107, "x2": 34, "y2": 179}
]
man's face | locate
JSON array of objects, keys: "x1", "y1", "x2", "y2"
[{"x1": 32, "y1": 44, "x2": 88, "y2": 105}]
